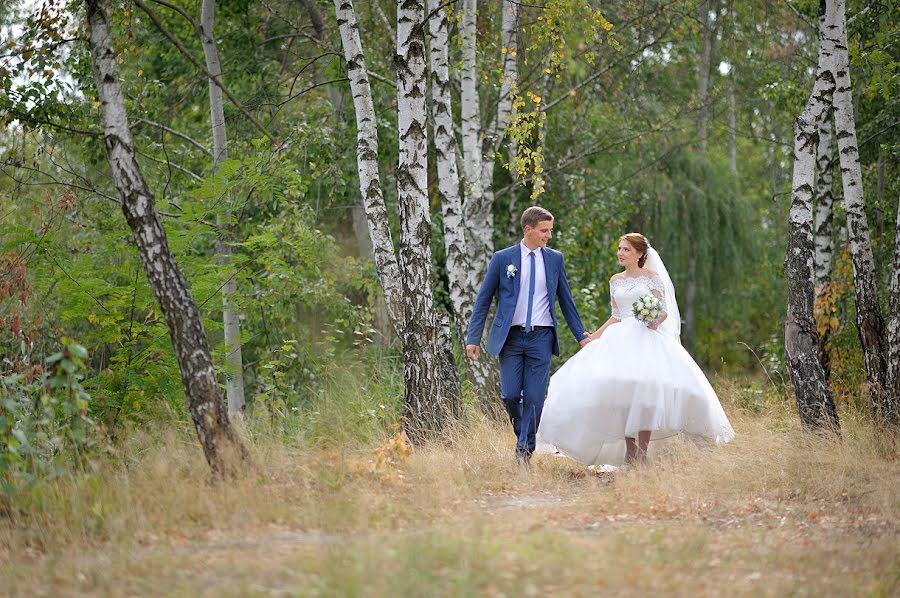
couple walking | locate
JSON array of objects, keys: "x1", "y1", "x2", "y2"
[{"x1": 466, "y1": 206, "x2": 734, "y2": 468}]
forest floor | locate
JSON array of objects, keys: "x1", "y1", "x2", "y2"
[{"x1": 1, "y1": 388, "x2": 898, "y2": 596}]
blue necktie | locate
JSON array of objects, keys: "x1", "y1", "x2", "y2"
[{"x1": 525, "y1": 251, "x2": 536, "y2": 331}]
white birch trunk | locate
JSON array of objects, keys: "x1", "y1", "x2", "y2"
[
  {"x1": 397, "y1": 0, "x2": 461, "y2": 438},
  {"x1": 427, "y1": 0, "x2": 500, "y2": 413},
  {"x1": 783, "y1": 0, "x2": 840, "y2": 430},
  {"x1": 351, "y1": 199, "x2": 392, "y2": 344},
  {"x1": 786, "y1": 107, "x2": 839, "y2": 429},
  {"x1": 697, "y1": 0, "x2": 716, "y2": 157},
  {"x1": 86, "y1": 0, "x2": 246, "y2": 474},
  {"x1": 829, "y1": 0, "x2": 891, "y2": 424},
  {"x1": 813, "y1": 112, "x2": 835, "y2": 291},
  {"x1": 888, "y1": 193, "x2": 900, "y2": 422},
  {"x1": 200, "y1": 0, "x2": 245, "y2": 415},
  {"x1": 333, "y1": 0, "x2": 404, "y2": 326},
  {"x1": 728, "y1": 78, "x2": 737, "y2": 174},
  {"x1": 489, "y1": 0, "x2": 519, "y2": 159},
  {"x1": 303, "y1": 0, "x2": 383, "y2": 346},
  {"x1": 812, "y1": 6, "x2": 837, "y2": 380},
  {"x1": 426, "y1": 0, "x2": 468, "y2": 326},
  {"x1": 470, "y1": 0, "x2": 519, "y2": 282},
  {"x1": 686, "y1": 0, "x2": 719, "y2": 350},
  {"x1": 335, "y1": 0, "x2": 461, "y2": 437},
  {"x1": 459, "y1": 0, "x2": 487, "y2": 289}
]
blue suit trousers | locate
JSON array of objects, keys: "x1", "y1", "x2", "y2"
[{"x1": 498, "y1": 327, "x2": 554, "y2": 453}]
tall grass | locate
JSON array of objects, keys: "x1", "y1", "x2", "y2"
[{"x1": 0, "y1": 377, "x2": 897, "y2": 596}]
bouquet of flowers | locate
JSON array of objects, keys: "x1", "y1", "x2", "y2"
[{"x1": 631, "y1": 294, "x2": 662, "y2": 324}]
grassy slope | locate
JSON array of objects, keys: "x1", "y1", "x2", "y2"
[{"x1": 0, "y1": 388, "x2": 897, "y2": 597}]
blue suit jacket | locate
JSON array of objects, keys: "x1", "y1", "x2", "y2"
[{"x1": 466, "y1": 244, "x2": 587, "y2": 356}]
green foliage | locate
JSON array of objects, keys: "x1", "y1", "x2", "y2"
[
  {"x1": 0, "y1": 338, "x2": 103, "y2": 500},
  {"x1": 505, "y1": 0, "x2": 617, "y2": 197},
  {"x1": 246, "y1": 347, "x2": 403, "y2": 449},
  {"x1": 817, "y1": 249, "x2": 870, "y2": 406},
  {"x1": 643, "y1": 152, "x2": 767, "y2": 365}
]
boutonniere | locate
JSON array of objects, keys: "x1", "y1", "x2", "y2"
[{"x1": 506, "y1": 264, "x2": 517, "y2": 278}]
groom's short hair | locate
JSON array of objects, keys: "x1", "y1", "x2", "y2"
[{"x1": 521, "y1": 206, "x2": 554, "y2": 229}]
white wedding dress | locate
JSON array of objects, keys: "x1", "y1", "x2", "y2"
[{"x1": 537, "y1": 269, "x2": 735, "y2": 466}]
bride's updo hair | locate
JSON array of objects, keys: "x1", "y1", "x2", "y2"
[{"x1": 620, "y1": 233, "x2": 650, "y2": 268}]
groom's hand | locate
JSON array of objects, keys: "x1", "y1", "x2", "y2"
[
  {"x1": 578, "y1": 332, "x2": 591, "y2": 348},
  {"x1": 466, "y1": 344, "x2": 481, "y2": 361}
]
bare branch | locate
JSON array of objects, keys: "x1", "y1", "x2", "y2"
[
  {"x1": 782, "y1": 0, "x2": 816, "y2": 30},
  {"x1": 133, "y1": 118, "x2": 213, "y2": 157},
  {"x1": 368, "y1": 69, "x2": 394, "y2": 87},
  {"x1": 263, "y1": 77, "x2": 349, "y2": 109},
  {"x1": 371, "y1": 1, "x2": 394, "y2": 39},
  {"x1": 147, "y1": 0, "x2": 198, "y2": 27},
  {"x1": 0, "y1": 163, "x2": 119, "y2": 204},
  {"x1": 10, "y1": 111, "x2": 102, "y2": 137},
  {"x1": 135, "y1": 149, "x2": 204, "y2": 181}
]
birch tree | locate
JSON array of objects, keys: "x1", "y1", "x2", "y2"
[
  {"x1": 813, "y1": 113, "x2": 835, "y2": 292},
  {"x1": 301, "y1": 0, "x2": 391, "y2": 344},
  {"x1": 458, "y1": 0, "x2": 521, "y2": 287},
  {"x1": 458, "y1": 0, "x2": 487, "y2": 286},
  {"x1": 335, "y1": 0, "x2": 460, "y2": 439},
  {"x1": 784, "y1": 0, "x2": 839, "y2": 430},
  {"x1": 727, "y1": 79, "x2": 737, "y2": 175},
  {"x1": 426, "y1": 0, "x2": 499, "y2": 411},
  {"x1": 829, "y1": 0, "x2": 893, "y2": 426},
  {"x1": 333, "y1": 0, "x2": 404, "y2": 326},
  {"x1": 86, "y1": 0, "x2": 247, "y2": 473},
  {"x1": 726, "y1": 1, "x2": 737, "y2": 175},
  {"x1": 813, "y1": 89, "x2": 836, "y2": 379},
  {"x1": 396, "y1": 0, "x2": 461, "y2": 435},
  {"x1": 888, "y1": 195, "x2": 900, "y2": 417},
  {"x1": 685, "y1": 0, "x2": 721, "y2": 348},
  {"x1": 696, "y1": 0, "x2": 719, "y2": 158},
  {"x1": 199, "y1": 0, "x2": 245, "y2": 415}
]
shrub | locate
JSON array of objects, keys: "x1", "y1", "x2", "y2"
[{"x1": 0, "y1": 338, "x2": 102, "y2": 502}]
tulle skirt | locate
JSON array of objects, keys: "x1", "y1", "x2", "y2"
[{"x1": 537, "y1": 319, "x2": 735, "y2": 466}]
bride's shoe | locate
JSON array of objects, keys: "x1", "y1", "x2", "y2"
[{"x1": 588, "y1": 464, "x2": 621, "y2": 473}]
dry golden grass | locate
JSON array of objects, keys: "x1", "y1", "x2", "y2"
[{"x1": 0, "y1": 391, "x2": 897, "y2": 597}]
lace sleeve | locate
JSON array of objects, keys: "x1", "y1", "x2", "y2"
[
  {"x1": 648, "y1": 274, "x2": 668, "y2": 312},
  {"x1": 610, "y1": 279, "x2": 621, "y2": 319}
]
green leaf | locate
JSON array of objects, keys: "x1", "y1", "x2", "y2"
[{"x1": 68, "y1": 344, "x2": 89, "y2": 359}]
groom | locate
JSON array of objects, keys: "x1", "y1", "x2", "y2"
[{"x1": 466, "y1": 206, "x2": 591, "y2": 465}]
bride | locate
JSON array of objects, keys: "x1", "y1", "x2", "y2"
[{"x1": 537, "y1": 233, "x2": 735, "y2": 467}]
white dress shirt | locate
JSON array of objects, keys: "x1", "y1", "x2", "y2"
[{"x1": 512, "y1": 241, "x2": 553, "y2": 327}]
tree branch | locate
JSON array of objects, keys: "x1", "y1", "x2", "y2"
[
  {"x1": 264, "y1": 77, "x2": 349, "y2": 109},
  {"x1": 135, "y1": 149, "x2": 204, "y2": 181},
  {"x1": 10, "y1": 112, "x2": 102, "y2": 137},
  {"x1": 133, "y1": 0, "x2": 276, "y2": 142},
  {"x1": 133, "y1": 118, "x2": 212, "y2": 157},
  {"x1": 147, "y1": 0, "x2": 197, "y2": 26},
  {"x1": 782, "y1": 0, "x2": 816, "y2": 30},
  {"x1": 0, "y1": 163, "x2": 119, "y2": 204}
]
